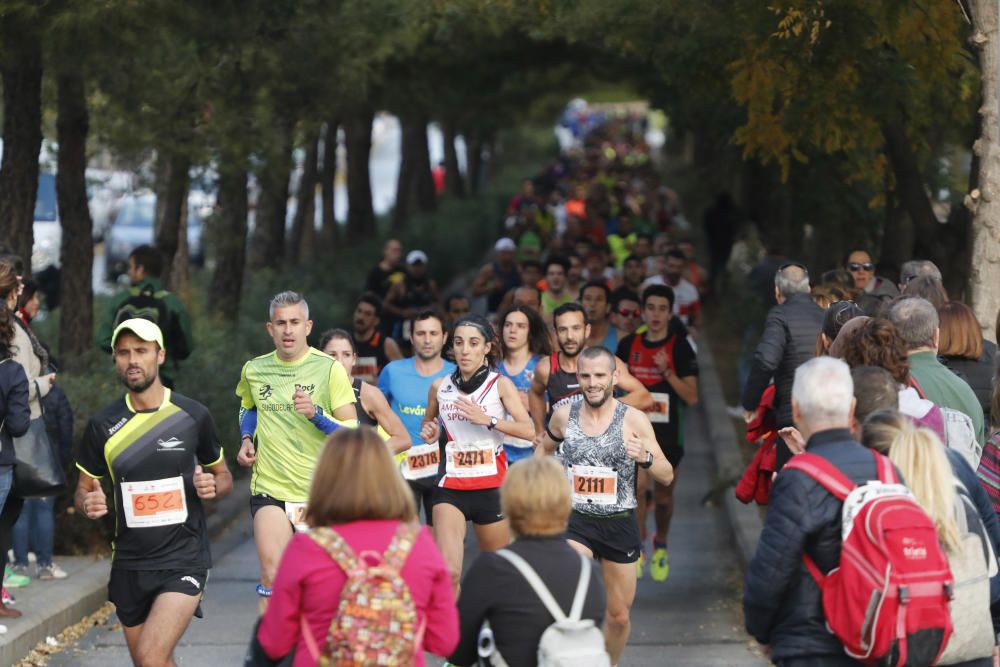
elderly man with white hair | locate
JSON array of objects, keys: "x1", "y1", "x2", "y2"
[{"x1": 743, "y1": 357, "x2": 892, "y2": 666}]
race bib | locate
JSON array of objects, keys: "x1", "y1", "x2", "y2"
[
  {"x1": 648, "y1": 392, "x2": 670, "y2": 423},
  {"x1": 352, "y1": 356, "x2": 378, "y2": 384},
  {"x1": 122, "y1": 476, "x2": 188, "y2": 528},
  {"x1": 446, "y1": 440, "x2": 498, "y2": 478},
  {"x1": 569, "y1": 465, "x2": 618, "y2": 506},
  {"x1": 285, "y1": 502, "x2": 308, "y2": 532},
  {"x1": 403, "y1": 443, "x2": 440, "y2": 480}
]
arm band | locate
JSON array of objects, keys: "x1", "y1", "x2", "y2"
[
  {"x1": 239, "y1": 407, "x2": 257, "y2": 440},
  {"x1": 546, "y1": 422, "x2": 564, "y2": 442},
  {"x1": 310, "y1": 412, "x2": 342, "y2": 435}
]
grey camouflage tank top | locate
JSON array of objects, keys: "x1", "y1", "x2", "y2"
[{"x1": 562, "y1": 401, "x2": 636, "y2": 515}]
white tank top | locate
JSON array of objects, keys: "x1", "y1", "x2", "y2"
[{"x1": 437, "y1": 372, "x2": 507, "y2": 490}]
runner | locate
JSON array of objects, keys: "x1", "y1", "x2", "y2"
[
  {"x1": 377, "y1": 310, "x2": 455, "y2": 521},
  {"x1": 540, "y1": 256, "x2": 575, "y2": 322},
  {"x1": 529, "y1": 302, "x2": 652, "y2": 436},
  {"x1": 234, "y1": 291, "x2": 357, "y2": 611},
  {"x1": 496, "y1": 305, "x2": 552, "y2": 463},
  {"x1": 616, "y1": 284, "x2": 698, "y2": 581},
  {"x1": 419, "y1": 314, "x2": 534, "y2": 589},
  {"x1": 75, "y1": 319, "x2": 233, "y2": 666},
  {"x1": 536, "y1": 346, "x2": 673, "y2": 666},
  {"x1": 318, "y1": 328, "x2": 410, "y2": 454},
  {"x1": 349, "y1": 293, "x2": 401, "y2": 384}
]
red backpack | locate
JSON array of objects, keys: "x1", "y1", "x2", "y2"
[{"x1": 783, "y1": 451, "x2": 954, "y2": 666}]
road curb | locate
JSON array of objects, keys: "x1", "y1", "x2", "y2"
[
  {"x1": 4, "y1": 477, "x2": 250, "y2": 666},
  {"x1": 696, "y1": 337, "x2": 763, "y2": 570}
]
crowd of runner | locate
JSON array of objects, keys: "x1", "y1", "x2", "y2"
[{"x1": 0, "y1": 107, "x2": 996, "y2": 666}]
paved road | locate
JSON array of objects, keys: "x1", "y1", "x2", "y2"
[{"x1": 48, "y1": 402, "x2": 765, "y2": 666}]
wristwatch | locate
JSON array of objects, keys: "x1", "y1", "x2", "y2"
[
  {"x1": 638, "y1": 451, "x2": 654, "y2": 469},
  {"x1": 487, "y1": 416, "x2": 499, "y2": 430}
]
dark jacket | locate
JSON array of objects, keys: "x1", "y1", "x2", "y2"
[
  {"x1": 450, "y1": 535, "x2": 606, "y2": 667},
  {"x1": 744, "y1": 428, "x2": 881, "y2": 663},
  {"x1": 945, "y1": 447, "x2": 1000, "y2": 603},
  {"x1": 941, "y1": 339, "x2": 996, "y2": 424},
  {"x1": 741, "y1": 292, "x2": 825, "y2": 427},
  {"x1": 42, "y1": 384, "x2": 73, "y2": 465},
  {"x1": 0, "y1": 358, "x2": 31, "y2": 468}
]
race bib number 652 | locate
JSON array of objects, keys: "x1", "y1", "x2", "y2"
[{"x1": 122, "y1": 476, "x2": 188, "y2": 528}]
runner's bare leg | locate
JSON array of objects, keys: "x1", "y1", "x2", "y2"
[
  {"x1": 122, "y1": 591, "x2": 200, "y2": 667},
  {"x1": 253, "y1": 506, "x2": 293, "y2": 614}
]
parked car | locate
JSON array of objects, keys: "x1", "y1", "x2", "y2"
[
  {"x1": 104, "y1": 191, "x2": 205, "y2": 281},
  {"x1": 32, "y1": 172, "x2": 61, "y2": 271}
]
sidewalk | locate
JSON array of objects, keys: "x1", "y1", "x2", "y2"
[{"x1": 1, "y1": 478, "x2": 250, "y2": 666}]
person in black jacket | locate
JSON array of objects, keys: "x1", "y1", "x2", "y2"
[
  {"x1": 744, "y1": 356, "x2": 880, "y2": 666},
  {"x1": 741, "y1": 262, "x2": 824, "y2": 470},
  {"x1": 450, "y1": 456, "x2": 606, "y2": 667},
  {"x1": 0, "y1": 301, "x2": 31, "y2": 619},
  {"x1": 937, "y1": 300, "x2": 995, "y2": 422}
]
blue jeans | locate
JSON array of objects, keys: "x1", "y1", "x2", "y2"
[
  {"x1": 0, "y1": 468, "x2": 12, "y2": 515},
  {"x1": 12, "y1": 496, "x2": 54, "y2": 567}
]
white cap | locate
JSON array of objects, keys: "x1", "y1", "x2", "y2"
[
  {"x1": 494, "y1": 237, "x2": 517, "y2": 252},
  {"x1": 406, "y1": 250, "x2": 428, "y2": 265}
]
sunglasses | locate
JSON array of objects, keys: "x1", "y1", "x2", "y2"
[
  {"x1": 616, "y1": 308, "x2": 641, "y2": 318},
  {"x1": 847, "y1": 262, "x2": 874, "y2": 272}
]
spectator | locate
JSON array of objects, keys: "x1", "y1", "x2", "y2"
[
  {"x1": 741, "y1": 263, "x2": 824, "y2": 469},
  {"x1": 937, "y1": 300, "x2": 995, "y2": 420},
  {"x1": 978, "y1": 381, "x2": 1000, "y2": 520},
  {"x1": 899, "y1": 258, "x2": 942, "y2": 290},
  {"x1": 383, "y1": 250, "x2": 442, "y2": 353},
  {"x1": 889, "y1": 297, "x2": 985, "y2": 444},
  {"x1": 0, "y1": 292, "x2": 30, "y2": 619},
  {"x1": 703, "y1": 192, "x2": 736, "y2": 295},
  {"x1": 901, "y1": 275, "x2": 948, "y2": 308},
  {"x1": 851, "y1": 366, "x2": 899, "y2": 425},
  {"x1": 15, "y1": 279, "x2": 40, "y2": 324},
  {"x1": 363, "y1": 238, "x2": 405, "y2": 300},
  {"x1": 449, "y1": 456, "x2": 606, "y2": 667},
  {"x1": 471, "y1": 238, "x2": 522, "y2": 315},
  {"x1": 744, "y1": 356, "x2": 884, "y2": 665},
  {"x1": 815, "y1": 300, "x2": 863, "y2": 356},
  {"x1": 95, "y1": 245, "x2": 194, "y2": 386},
  {"x1": 257, "y1": 427, "x2": 458, "y2": 665},
  {"x1": 844, "y1": 249, "x2": 898, "y2": 298}
]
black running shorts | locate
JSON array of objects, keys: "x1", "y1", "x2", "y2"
[
  {"x1": 432, "y1": 486, "x2": 505, "y2": 525},
  {"x1": 108, "y1": 568, "x2": 207, "y2": 627},
  {"x1": 566, "y1": 510, "x2": 642, "y2": 564}
]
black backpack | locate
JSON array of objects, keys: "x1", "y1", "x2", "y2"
[{"x1": 113, "y1": 285, "x2": 187, "y2": 359}]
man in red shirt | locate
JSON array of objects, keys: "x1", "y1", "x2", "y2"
[{"x1": 616, "y1": 284, "x2": 698, "y2": 582}]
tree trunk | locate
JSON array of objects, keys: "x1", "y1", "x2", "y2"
[
  {"x1": 345, "y1": 110, "x2": 375, "y2": 242},
  {"x1": 393, "y1": 114, "x2": 435, "y2": 230},
  {"x1": 414, "y1": 118, "x2": 436, "y2": 213},
  {"x1": 392, "y1": 118, "x2": 415, "y2": 231},
  {"x1": 209, "y1": 161, "x2": 248, "y2": 323},
  {"x1": 967, "y1": 0, "x2": 1000, "y2": 342},
  {"x1": 443, "y1": 121, "x2": 465, "y2": 198},
  {"x1": 466, "y1": 129, "x2": 484, "y2": 196},
  {"x1": 248, "y1": 118, "x2": 293, "y2": 272},
  {"x1": 55, "y1": 70, "x2": 93, "y2": 364},
  {"x1": 287, "y1": 127, "x2": 319, "y2": 264},
  {"x1": 154, "y1": 150, "x2": 191, "y2": 290},
  {"x1": 320, "y1": 119, "x2": 339, "y2": 249},
  {"x1": 0, "y1": 26, "x2": 43, "y2": 272}
]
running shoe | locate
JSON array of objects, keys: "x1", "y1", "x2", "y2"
[
  {"x1": 635, "y1": 552, "x2": 645, "y2": 579},
  {"x1": 38, "y1": 563, "x2": 68, "y2": 580},
  {"x1": 3, "y1": 566, "x2": 29, "y2": 588},
  {"x1": 2, "y1": 587, "x2": 14, "y2": 605},
  {"x1": 650, "y1": 547, "x2": 669, "y2": 582}
]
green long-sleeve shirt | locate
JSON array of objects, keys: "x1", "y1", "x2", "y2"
[
  {"x1": 909, "y1": 350, "x2": 985, "y2": 444},
  {"x1": 97, "y1": 276, "x2": 194, "y2": 362}
]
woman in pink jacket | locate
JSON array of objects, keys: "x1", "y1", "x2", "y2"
[{"x1": 257, "y1": 427, "x2": 459, "y2": 665}]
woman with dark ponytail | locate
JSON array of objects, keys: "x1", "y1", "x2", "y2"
[{"x1": 419, "y1": 314, "x2": 535, "y2": 591}]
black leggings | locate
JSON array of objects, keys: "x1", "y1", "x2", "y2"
[{"x1": 0, "y1": 495, "x2": 24, "y2": 569}]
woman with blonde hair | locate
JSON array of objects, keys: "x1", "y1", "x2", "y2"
[
  {"x1": 862, "y1": 412, "x2": 999, "y2": 666},
  {"x1": 256, "y1": 427, "x2": 458, "y2": 666},
  {"x1": 449, "y1": 456, "x2": 606, "y2": 667}
]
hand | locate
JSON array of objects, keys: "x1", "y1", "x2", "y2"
[
  {"x1": 293, "y1": 389, "x2": 316, "y2": 420},
  {"x1": 193, "y1": 464, "x2": 217, "y2": 499},
  {"x1": 237, "y1": 437, "x2": 256, "y2": 466},
  {"x1": 778, "y1": 427, "x2": 806, "y2": 455},
  {"x1": 420, "y1": 420, "x2": 440, "y2": 444},
  {"x1": 83, "y1": 477, "x2": 107, "y2": 519},
  {"x1": 653, "y1": 349, "x2": 671, "y2": 375},
  {"x1": 624, "y1": 431, "x2": 646, "y2": 462},
  {"x1": 742, "y1": 409, "x2": 757, "y2": 424},
  {"x1": 455, "y1": 397, "x2": 489, "y2": 426}
]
